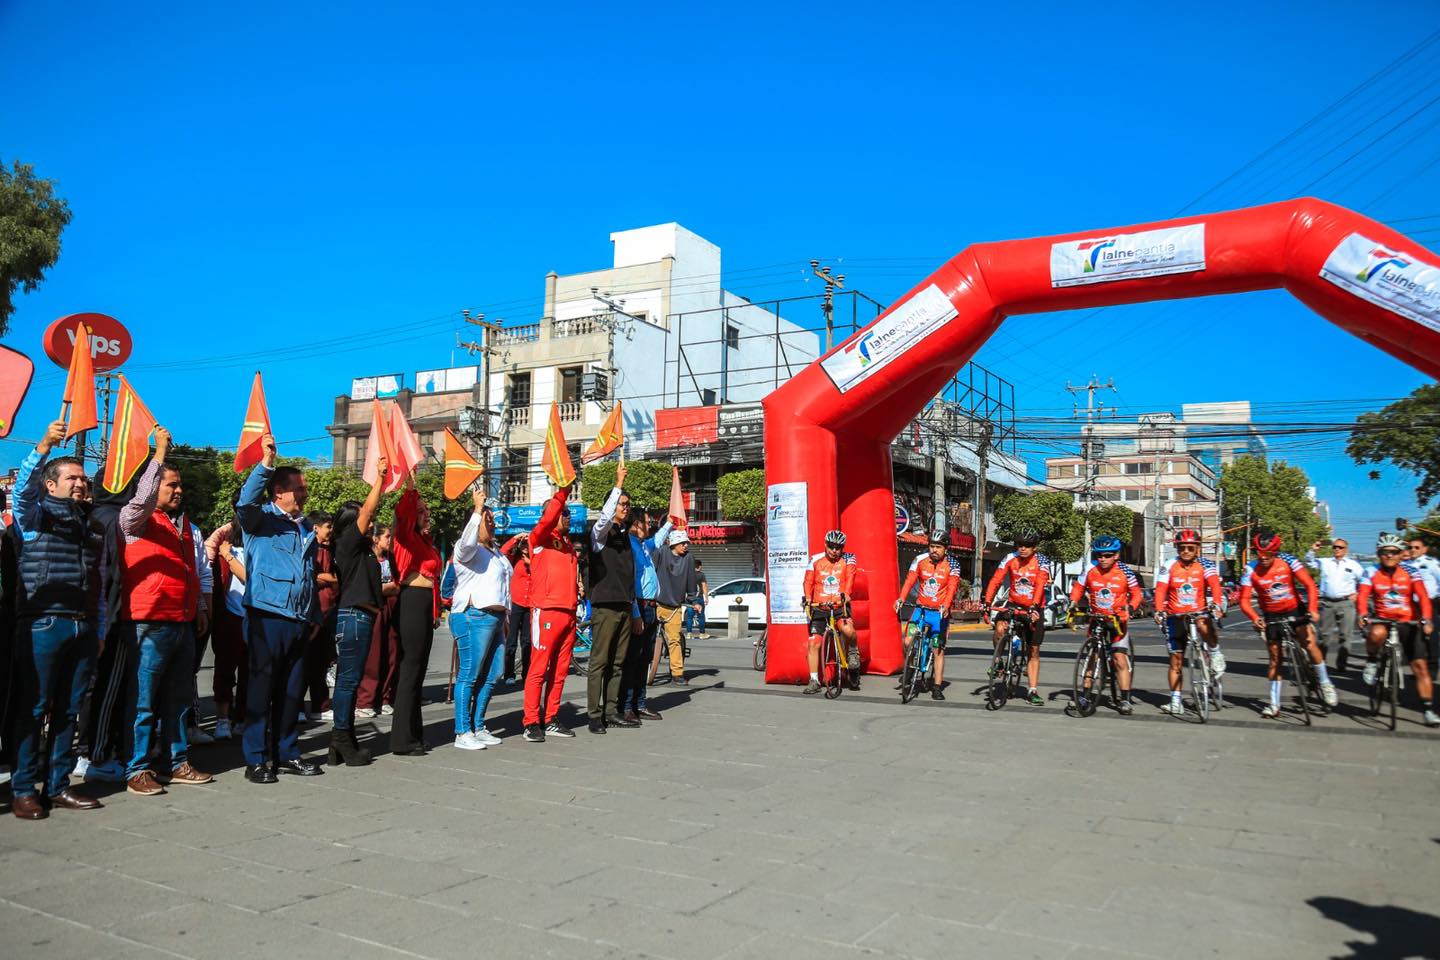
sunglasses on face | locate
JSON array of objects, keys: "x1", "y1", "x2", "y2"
[
  {"x1": 1095, "y1": 552, "x2": 1117, "y2": 559},
  {"x1": 1177, "y1": 544, "x2": 1198, "y2": 550},
  {"x1": 1379, "y1": 549, "x2": 1402, "y2": 557}
]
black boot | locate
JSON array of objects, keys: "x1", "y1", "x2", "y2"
[{"x1": 328, "y1": 729, "x2": 373, "y2": 767}]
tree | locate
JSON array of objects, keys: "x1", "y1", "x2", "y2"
[
  {"x1": 0, "y1": 159, "x2": 73, "y2": 336},
  {"x1": 717, "y1": 468, "x2": 765, "y2": 521},
  {"x1": 579, "y1": 459, "x2": 671, "y2": 512},
  {"x1": 1083, "y1": 504, "x2": 1137, "y2": 544},
  {"x1": 1401, "y1": 508, "x2": 1440, "y2": 555},
  {"x1": 1219, "y1": 455, "x2": 1327, "y2": 553},
  {"x1": 1347, "y1": 384, "x2": 1440, "y2": 508},
  {"x1": 992, "y1": 491, "x2": 1085, "y2": 565}
]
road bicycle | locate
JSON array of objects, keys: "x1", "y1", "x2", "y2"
[
  {"x1": 752, "y1": 629, "x2": 767, "y2": 672},
  {"x1": 986, "y1": 605, "x2": 1033, "y2": 710},
  {"x1": 899, "y1": 604, "x2": 944, "y2": 704},
  {"x1": 1365, "y1": 619, "x2": 1404, "y2": 732},
  {"x1": 1068, "y1": 612, "x2": 1125, "y2": 718},
  {"x1": 1179, "y1": 611, "x2": 1223, "y2": 723},
  {"x1": 815, "y1": 602, "x2": 853, "y2": 700},
  {"x1": 1264, "y1": 615, "x2": 1325, "y2": 725},
  {"x1": 570, "y1": 600, "x2": 593, "y2": 676}
]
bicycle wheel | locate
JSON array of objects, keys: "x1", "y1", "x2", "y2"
[
  {"x1": 1188, "y1": 636, "x2": 1211, "y2": 724},
  {"x1": 1008, "y1": 644, "x2": 1028, "y2": 702},
  {"x1": 822, "y1": 628, "x2": 842, "y2": 699},
  {"x1": 1384, "y1": 647, "x2": 1399, "y2": 731},
  {"x1": 1071, "y1": 638, "x2": 1101, "y2": 717},
  {"x1": 987, "y1": 637, "x2": 1011, "y2": 710},
  {"x1": 1285, "y1": 640, "x2": 1311, "y2": 726},
  {"x1": 752, "y1": 631, "x2": 767, "y2": 672},
  {"x1": 900, "y1": 636, "x2": 921, "y2": 704}
]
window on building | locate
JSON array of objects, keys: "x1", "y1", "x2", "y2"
[
  {"x1": 700, "y1": 388, "x2": 717, "y2": 405},
  {"x1": 559, "y1": 366, "x2": 582, "y2": 404},
  {"x1": 1123, "y1": 462, "x2": 1153, "y2": 475},
  {"x1": 725, "y1": 324, "x2": 741, "y2": 350},
  {"x1": 354, "y1": 436, "x2": 367, "y2": 467},
  {"x1": 508, "y1": 371, "x2": 531, "y2": 407},
  {"x1": 1172, "y1": 488, "x2": 1192, "y2": 501},
  {"x1": 1125, "y1": 489, "x2": 1144, "y2": 501}
]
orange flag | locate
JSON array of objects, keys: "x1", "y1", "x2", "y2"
[
  {"x1": 102, "y1": 376, "x2": 157, "y2": 494},
  {"x1": 540, "y1": 402, "x2": 575, "y2": 488},
  {"x1": 668, "y1": 465, "x2": 687, "y2": 529},
  {"x1": 62, "y1": 323, "x2": 98, "y2": 440},
  {"x1": 233, "y1": 371, "x2": 273, "y2": 473},
  {"x1": 581, "y1": 401, "x2": 624, "y2": 464},
  {"x1": 442, "y1": 428, "x2": 484, "y2": 499},
  {"x1": 389, "y1": 403, "x2": 426, "y2": 481},
  {"x1": 362, "y1": 400, "x2": 402, "y2": 491}
]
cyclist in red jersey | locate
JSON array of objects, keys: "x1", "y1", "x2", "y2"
[
  {"x1": 894, "y1": 531, "x2": 962, "y2": 700},
  {"x1": 983, "y1": 529, "x2": 1050, "y2": 706},
  {"x1": 1068, "y1": 535, "x2": 1142, "y2": 714},
  {"x1": 1357, "y1": 533, "x2": 1436, "y2": 726},
  {"x1": 802, "y1": 530, "x2": 859, "y2": 694},
  {"x1": 1152, "y1": 528, "x2": 1226, "y2": 717},
  {"x1": 1239, "y1": 531, "x2": 1335, "y2": 717}
]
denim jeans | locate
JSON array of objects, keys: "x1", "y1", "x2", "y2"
[
  {"x1": 684, "y1": 602, "x2": 703, "y2": 635},
  {"x1": 242, "y1": 610, "x2": 309, "y2": 766},
  {"x1": 11, "y1": 615, "x2": 97, "y2": 798},
  {"x1": 332, "y1": 607, "x2": 375, "y2": 731},
  {"x1": 122, "y1": 620, "x2": 193, "y2": 778},
  {"x1": 453, "y1": 607, "x2": 505, "y2": 735}
]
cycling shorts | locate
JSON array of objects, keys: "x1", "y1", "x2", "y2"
[
  {"x1": 908, "y1": 607, "x2": 947, "y2": 642},
  {"x1": 1261, "y1": 610, "x2": 1311, "y2": 646},
  {"x1": 808, "y1": 605, "x2": 846, "y2": 637},
  {"x1": 995, "y1": 607, "x2": 1045, "y2": 646},
  {"x1": 1376, "y1": 619, "x2": 1436, "y2": 665},
  {"x1": 1089, "y1": 617, "x2": 1131, "y2": 653},
  {"x1": 1164, "y1": 615, "x2": 1213, "y2": 654}
]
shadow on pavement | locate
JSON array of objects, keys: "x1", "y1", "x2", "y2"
[{"x1": 1308, "y1": 895, "x2": 1440, "y2": 959}]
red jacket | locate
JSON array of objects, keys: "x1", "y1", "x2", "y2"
[
  {"x1": 119, "y1": 510, "x2": 200, "y2": 622},
  {"x1": 502, "y1": 535, "x2": 533, "y2": 608},
  {"x1": 528, "y1": 488, "x2": 578, "y2": 611}
]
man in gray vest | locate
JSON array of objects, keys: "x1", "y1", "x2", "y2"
[{"x1": 587, "y1": 463, "x2": 635, "y2": 734}]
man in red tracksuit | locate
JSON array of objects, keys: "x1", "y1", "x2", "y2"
[{"x1": 522, "y1": 484, "x2": 579, "y2": 743}]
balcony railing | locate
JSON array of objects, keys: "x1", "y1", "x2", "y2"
[
  {"x1": 558, "y1": 400, "x2": 583, "y2": 422},
  {"x1": 501, "y1": 481, "x2": 530, "y2": 505},
  {"x1": 554, "y1": 314, "x2": 606, "y2": 339},
  {"x1": 494, "y1": 324, "x2": 539, "y2": 345},
  {"x1": 506, "y1": 405, "x2": 531, "y2": 427}
]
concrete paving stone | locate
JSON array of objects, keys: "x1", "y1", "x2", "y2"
[
  {"x1": 76, "y1": 844, "x2": 242, "y2": 884},
  {"x1": 715, "y1": 930, "x2": 900, "y2": 960},
  {"x1": 128, "y1": 811, "x2": 282, "y2": 850},
  {"x1": 0, "y1": 900, "x2": 153, "y2": 957},
  {"x1": 406, "y1": 914, "x2": 629, "y2": 960},
  {"x1": 0, "y1": 847, "x2": 101, "y2": 895},
  {"x1": 680, "y1": 828, "x2": 818, "y2": 863},
  {"x1": 573, "y1": 836, "x2": 780, "y2": 887},
  {"x1": 803, "y1": 843, "x2": 972, "y2": 890},
  {"x1": 565, "y1": 865, "x2": 736, "y2": 913},
  {"x1": 107, "y1": 900, "x2": 401, "y2": 960},
  {"x1": 698, "y1": 886, "x2": 895, "y2": 944},
  {"x1": 1164, "y1": 924, "x2": 1328, "y2": 960},
  {"x1": 748, "y1": 862, "x2": 866, "y2": 899},
  {"x1": 212, "y1": 832, "x2": 362, "y2": 871},
  {"x1": 992, "y1": 900, "x2": 1181, "y2": 957},
  {"x1": 273, "y1": 885, "x2": 465, "y2": 945},
  {"x1": 348, "y1": 824, "x2": 500, "y2": 863},
  {"x1": 826, "y1": 874, "x2": 1010, "y2": 927},
  {"x1": 7, "y1": 868, "x2": 197, "y2": 929},
  {"x1": 857, "y1": 912, "x2": 1074, "y2": 960},
  {"x1": 3, "y1": 821, "x2": 155, "y2": 859},
  {"x1": 555, "y1": 901, "x2": 763, "y2": 960},
  {"x1": 314, "y1": 851, "x2": 479, "y2": 897},
  {"x1": 421, "y1": 874, "x2": 619, "y2": 928},
  {"x1": 595, "y1": 815, "x2": 712, "y2": 846},
  {"x1": 452, "y1": 842, "x2": 608, "y2": 887}
]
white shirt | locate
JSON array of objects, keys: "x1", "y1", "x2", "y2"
[
  {"x1": 451, "y1": 513, "x2": 512, "y2": 613},
  {"x1": 1409, "y1": 553, "x2": 1440, "y2": 599},
  {"x1": 1309, "y1": 552, "x2": 1366, "y2": 599}
]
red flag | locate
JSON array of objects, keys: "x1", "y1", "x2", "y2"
[
  {"x1": 362, "y1": 400, "x2": 402, "y2": 491},
  {"x1": 389, "y1": 403, "x2": 426, "y2": 480},
  {"x1": 62, "y1": 323, "x2": 98, "y2": 440},
  {"x1": 442, "y1": 428, "x2": 484, "y2": 499},
  {"x1": 668, "y1": 465, "x2": 687, "y2": 529},
  {"x1": 540, "y1": 403, "x2": 575, "y2": 488},
  {"x1": 0, "y1": 346, "x2": 35, "y2": 439},
  {"x1": 233, "y1": 371, "x2": 273, "y2": 473},
  {"x1": 102, "y1": 376, "x2": 158, "y2": 494},
  {"x1": 581, "y1": 401, "x2": 625, "y2": 464}
]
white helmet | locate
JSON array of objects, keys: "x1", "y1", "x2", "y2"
[{"x1": 1376, "y1": 533, "x2": 1407, "y2": 553}]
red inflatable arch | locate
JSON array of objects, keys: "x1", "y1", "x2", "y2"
[{"x1": 762, "y1": 198, "x2": 1440, "y2": 683}]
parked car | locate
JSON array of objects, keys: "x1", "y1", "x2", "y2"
[
  {"x1": 1042, "y1": 584, "x2": 1071, "y2": 628},
  {"x1": 705, "y1": 578, "x2": 768, "y2": 627}
]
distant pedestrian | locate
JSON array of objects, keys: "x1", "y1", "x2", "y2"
[
  {"x1": 501, "y1": 531, "x2": 533, "y2": 685},
  {"x1": 205, "y1": 514, "x2": 247, "y2": 740},
  {"x1": 358, "y1": 525, "x2": 400, "y2": 716},
  {"x1": 654, "y1": 529, "x2": 700, "y2": 685},
  {"x1": 684, "y1": 559, "x2": 709, "y2": 640}
]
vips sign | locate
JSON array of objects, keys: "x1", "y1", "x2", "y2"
[{"x1": 42, "y1": 313, "x2": 133, "y2": 371}]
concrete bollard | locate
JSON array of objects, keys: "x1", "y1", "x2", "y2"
[{"x1": 728, "y1": 602, "x2": 749, "y2": 640}]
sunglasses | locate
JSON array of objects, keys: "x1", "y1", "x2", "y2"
[
  {"x1": 1177, "y1": 543, "x2": 1199, "y2": 549},
  {"x1": 1379, "y1": 549, "x2": 1402, "y2": 557},
  {"x1": 1332, "y1": 545, "x2": 1346, "y2": 550},
  {"x1": 1094, "y1": 552, "x2": 1118, "y2": 559}
]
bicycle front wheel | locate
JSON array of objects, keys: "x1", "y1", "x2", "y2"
[
  {"x1": 1384, "y1": 647, "x2": 1399, "y2": 731},
  {"x1": 900, "y1": 637, "x2": 921, "y2": 704},
  {"x1": 1285, "y1": 641, "x2": 1312, "y2": 726},
  {"x1": 987, "y1": 644, "x2": 1011, "y2": 710},
  {"x1": 822, "y1": 629, "x2": 842, "y2": 699},
  {"x1": 1071, "y1": 639, "x2": 1101, "y2": 718},
  {"x1": 753, "y1": 631, "x2": 767, "y2": 672},
  {"x1": 1188, "y1": 638, "x2": 1211, "y2": 724}
]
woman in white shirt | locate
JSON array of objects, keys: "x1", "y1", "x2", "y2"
[{"x1": 450, "y1": 486, "x2": 512, "y2": 750}]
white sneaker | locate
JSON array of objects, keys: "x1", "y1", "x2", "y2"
[
  {"x1": 1362, "y1": 662, "x2": 1378, "y2": 686},
  {"x1": 73, "y1": 757, "x2": 91, "y2": 778},
  {"x1": 472, "y1": 727, "x2": 502, "y2": 746},
  {"x1": 362, "y1": 707, "x2": 381, "y2": 719},
  {"x1": 1424, "y1": 709, "x2": 1440, "y2": 728},
  {"x1": 215, "y1": 719, "x2": 233, "y2": 740},
  {"x1": 1320, "y1": 683, "x2": 1338, "y2": 708},
  {"x1": 453, "y1": 732, "x2": 486, "y2": 751},
  {"x1": 187, "y1": 724, "x2": 215, "y2": 745},
  {"x1": 317, "y1": 709, "x2": 334, "y2": 723},
  {"x1": 326, "y1": 666, "x2": 337, "y2": 689},
  {"x1": 1160, "y1": 699, "x2": 1186, "y2": 716},
  {"x1": 1208, "y1": 647, "x2": 1226, "y2": 677},
  {"x1": 380, "y1": 704, "x2": 394, "y2": 716},
  {"x1": 1261, "y1": 704, "x2": 1281, "y2": 719}
]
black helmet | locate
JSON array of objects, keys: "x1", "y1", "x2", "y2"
[{"x1": 1013, "y1": 528, "x2": 1041, "y2": 547}]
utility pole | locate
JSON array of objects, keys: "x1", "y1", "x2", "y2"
[
  {"x1": 809, "y1": 260, "x2": 846, "y2": 352},
  {"x1": 1149, "y1": 464, "x2": 1164, "y2": 574},
  {"x1": 457, "y1": 309, "x2": 505, "y2": 496},
  {"x1": 971, "y1": 421, "x2": 993, "y2": 601},
  {"x1": 1065, "y1": 375, "x2": 1116, "y2": 561}
]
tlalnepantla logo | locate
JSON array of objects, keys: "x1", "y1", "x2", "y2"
[
  {"x1": 1321, "y1": 233, "x2": 1440, "y2": 333},
  {"x1": 820, "y1": 284, "x2": 958, "y2": 393},
  {"x1": 1051, "y1": 224, "x2": 1206, "y2": 288}
]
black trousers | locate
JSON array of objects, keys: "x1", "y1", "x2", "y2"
[
  {"x1": 620, "y1": 607, "x2": 658, "y2": 713},
  {"x1": 505, "y1": 604, "x2": 531, "y2": 681},
  {"x1": 586, "y1": 604, "x2": 631, "y2": 722},
  {"x1": 390, "y1": 587, "x2": 435, "y2": 751}
]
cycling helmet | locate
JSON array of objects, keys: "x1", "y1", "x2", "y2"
[
  {"x1": 1090, "y1": 535, "x2": 1123, "y2": 556},
  {"x1": 1013, "y1": 528, "x2": 1041, "y2": 547},
  {"x1": 824, "y1": 530, "x2": 847, "y2": 548},
  {"x1": 927, "y1": 530, "x2": 948, "y2": 547},
  {"x1": 1173, "y1": 528, "x2": 1202, "y2": 546},
  {"x1": 1252, "y1": 530, "x2": 1283, "y2": 553},
  {"x1": 1376, "y1": 533, "x2": 1407, "y2": 553}
]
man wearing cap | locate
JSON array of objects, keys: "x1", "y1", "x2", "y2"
[
  {"x1": 1309, "y1": 539, "x2": 1366, "y2": 671},
  {"x1": 653, "y1": 528, "x2": 701, "y2": 687}
]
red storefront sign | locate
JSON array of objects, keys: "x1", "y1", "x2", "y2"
[
  {"x1": 950, "y1": 531, "x2": 976, "y2": 551},
  {"x1": 687, "y1": 523, "x2": 752, "y2": 543},
  {"x1": 656, "y1": 406, "x2": 719, "y2": 448}
]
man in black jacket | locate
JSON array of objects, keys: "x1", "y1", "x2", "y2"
[{"x1": 586, "y1": 464, "x2": 635, "y2": 734}]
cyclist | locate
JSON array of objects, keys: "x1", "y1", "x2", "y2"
[
  {"x1": 1153, "y1": 528, "x2": 1226, "y2": 717},
  {"x1": 894, "y1": 530, "x2": 962, "y2": 700},
  {"x1": 1238, "y1": 530, "x2": 1336, "y2": 717},
  {"x1": 983, "y1": 529, "x2": 1050, "y2": 706},
  {"x1": 802, "y1": 530, "x2": 859, "y2": 695},
  {"x1": 1358, "y1": 533, "x2": 1436, "y2": 727},
  {"x1": 1068, "y1": 535, "x2": 1141, "y2": 715}
]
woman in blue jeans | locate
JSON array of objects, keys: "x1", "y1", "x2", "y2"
[
  {"x1": 450, "y1": 485, "x2": 513, "y2": 750},
  {"x1": 326, "y1": 457, "x2": 388, "y2": 766}
]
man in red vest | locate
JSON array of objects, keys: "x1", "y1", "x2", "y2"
[{"x1": 116, "y1": 427, "x2": 214, "y2": 796}]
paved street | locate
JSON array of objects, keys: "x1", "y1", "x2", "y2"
[{"x1": 3, "y1": 615, "x2": 1438, "y2": 960}]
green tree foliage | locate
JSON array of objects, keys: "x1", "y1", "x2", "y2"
[
  {"x1": 580, "y1": 462, "x2": 617, "y2": 510},
  {"x1": 717, "y1": 468, "x2": 765, "y2": 521},
  {"x1": 1083, "y1": 504, "x2": 1137, "y2": 544},
  {"x1": 1402, "y1": 508, "x2": 1440, "y2": 555},
  {"x1": 993, "y1": 491, "x2": 1085, "y2": 565},
  {"x1": 579, "y1": 459, "x2": 671, "y2": 512},
  {"x1": 1219, "y1": 455, "x2": 1327, "y2": 553},
  {"x1": 1346, "y1": 384, "x2": 1440, "y2": 508},
  {"x1": 0, "y1": 159, "x2": 72, "y2": 335}
]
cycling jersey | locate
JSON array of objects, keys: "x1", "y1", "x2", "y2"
[
  {"x1": 899, "y1": 554, "x2": 961, "y2": 612},
  {"x1": 1069, "y1": 562, "x2": 1142, "y2": 621},
  {"x1": 1239, "y1": 553, "x2": 1317, "y2": 619},
  {"x1": 804, "y1": 551, "x2": 856, "y2": 607},
  {"x1": 984, "y1": 552, "x2": 1051, "y2": 610},
  {"x1": 1154, "y1": 557, "x2": 1223, "y2": 615},
  {"x1": 1357, "y1": 564, "x2": 1433, "y2": 623}
]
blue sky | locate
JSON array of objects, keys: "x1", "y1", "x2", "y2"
[{"x1": 3, "y1": 2, "x2": 1438, "y2": 545}]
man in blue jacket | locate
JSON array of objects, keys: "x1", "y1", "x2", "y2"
[{"x1": 238, "y1": 436, "x2": 323, "y2": 783}]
